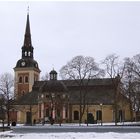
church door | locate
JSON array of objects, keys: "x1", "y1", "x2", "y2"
[
  {"x1": 87, "y1": 113, "x2": 94, "y2": 124},
  {"x1": 26, "y1": 112, "x2": 31, "y2": 124}
]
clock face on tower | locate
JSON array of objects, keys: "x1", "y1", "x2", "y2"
[{"x1": 21, "y1": 61, "x2": 26, "y2": 66}]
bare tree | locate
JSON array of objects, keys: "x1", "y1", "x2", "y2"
[
  {"x1": 0, "y1": 73, "x2": 14, "y2": 126},
  {"x1": 131, "y1": 54, "x2": 140, "y2": 83},
  {"x1": 60, "y1": 55, "x2": 104, "y2": 125},
  {"x1": 131, "y1": 54, "x2": 140, "y2": 113},
  {"x1": 102, "y1": 54, "x2": 125, "y2": 125},
  {"x1": 123, "y1": 57, "x2": 135, "y2": 121},
  {"x1": 123, "y1": 54, "x2": 140, "y2": 118},
  {"x1": 0, "y1": 94, "x2": 6, "y2": 130},
  {"x1": 41, "y1": 72, "x2": 49, "y2": 81}
]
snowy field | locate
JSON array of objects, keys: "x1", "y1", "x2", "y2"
[
  {"x1": 0, "y1": 122, "x2": 140, "y2": 139},
  {"x1": 0, "y1": 130, "x2": 140, "y2": 139}
]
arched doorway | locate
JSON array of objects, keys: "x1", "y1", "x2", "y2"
[
  {"x1": 26, "y1": 111, "x2": 31, "y2": 124},
  {"x1": 87, "y1": 113, "x2": 94, "y2": 124}
]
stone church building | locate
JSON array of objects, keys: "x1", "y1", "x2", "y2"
[{"x1": 10, "y1": 13, "x2": 132, "y2": 125}]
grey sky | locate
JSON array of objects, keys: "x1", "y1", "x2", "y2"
[{"x1": 0, "y1": 1, "x2": 140, "y2": 78}]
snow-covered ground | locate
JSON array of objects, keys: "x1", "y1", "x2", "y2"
[
  {"x1": 0, "y1": 130, "x2": 140, "y2": 139},
  {"x1": 0, "y1": 122, "x2": 140, "y2": 139}
]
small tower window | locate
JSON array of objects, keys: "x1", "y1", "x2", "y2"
[
  {"x1": 25, "y1": 51, "x2": 27, "y2": 56},
  {"x1": 25, "y1": 76, "x2": 29, "y2": 83},
  {"x1": 19, "y1": 76, "x2": 22, "y2": 83},
  {"x1": 50, "y1": 74, "x2": 54, "y2": 80},
  {"x1": 28, "y1": 52, "x2": 31, "y2": 56}
]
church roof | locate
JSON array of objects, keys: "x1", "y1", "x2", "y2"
[
  {"x1": 15, "y1": 58, "x2": 40, "y2": 71},
  {"x1": 14, "y1": 91, "x2": 39, "y2": 105},
  {"x1": 24, "y1": 13, "x2": 32, "y2": 47},
  {"x1": 40, "y1": 80, "x2": 68, "y2": 93},
  {"x1": 68, "y1": 85, "x2": 114, "y2": 105},
  {"x1": 49, "y1": 69, "x2": 57, "y2": 75},
  {"x1": 32, "y1": 78, "x2": 114, "y2": 91},
  {"x1": 16, "y1": 78, "x2": 116, "y2": 105},
  {"x1": 62, "y1": 78, "x2": 114, "y2": 87}
]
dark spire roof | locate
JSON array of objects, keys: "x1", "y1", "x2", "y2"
[
  {"x1": 22, "y1": 12, "x2": 34, "y2": 59},
  {"x1": 24, "y1": 13, "x2": 32, "y2": 46},
  {"x1": 50, "y1": 69, "x2": 57, "y2": 75}
]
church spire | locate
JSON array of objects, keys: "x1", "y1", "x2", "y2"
[{"x1": 22, "y1": 8, "x2": 34, "y2": 59}]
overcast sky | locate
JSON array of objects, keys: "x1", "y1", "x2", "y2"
[{"x1": 0, "y1": 1, "x2": 140, "y2": 78}]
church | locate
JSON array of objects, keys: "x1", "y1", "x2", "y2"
[{"x1": 10, "y1": 12, "x2": 132, "y2": 125}]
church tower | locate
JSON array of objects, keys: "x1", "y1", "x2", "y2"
[{"x1": 14, "y1": 12, "x2": 41, "y2": 99}]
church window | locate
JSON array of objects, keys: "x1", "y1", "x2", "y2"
[
  {"x1": 46, "y1": 95, "x2": 49, "y2": 98},
  {"x1": 39, "y1": 104, "x2": 41, "y2": 118},
  {"x1": 46, "y1": 108, "x2": 49, "y2": 117},
  {"x1": 25, "y1": 76, "x2": 29, "y2": 83},
  {"x1": 74, "y1": 111, "x2": 79, "y2": 120},
  {"x1": 25, "y1": 51, "x2": 27, "y2": 56},
  {"x1": 50, "y1": 74, "x2": 53, "y2": 80},
  {"x1": 57, "y1": 109, "x2": 61, "y2": 117},
  {"x1": 57, "y1": 94, "x2": 61, "y2": 99},
  {"x1": 51, "y1": 93, "x2": 55, "y2": 98},
  {"x1": 54, "y1": 74, "x2": 57, "y2": 80},
  {"x1": 118, "y1": 110, "x2": 125, "y2": 122},
  {"x1": 19, "y1": 76, "x2": 22, "y2": 83},
  {"x1": 65, "y1": 108, "x2": 68, "y2": 118},
  {"x1": 22, "y1": 90, "x2": 25, "y2": 95},
  {"x1": 96, "y1": 110, "x2": 102, "y2": 120},
  {"x1": 62, "y1": 94, "x2": 66, "y2": 98},
  {"x1": 28, "y1": 52, "x2": 31, "y2": 56}
]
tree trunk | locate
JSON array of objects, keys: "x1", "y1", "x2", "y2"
[
  {"x1": 7, "y1": 103, "x2": 10, "y2": 126},
  {"x1": 129, "y1": 101, "x2": 133, "y2": 122},
  {"x1": 30, "y1": 105, "x2": 32, "y2": 126},
  {"x1": 114, "y1": 103, "x2": 118, "y2": 126},
  {"x1": 2, "y1": 119, "x2": 5, "y2": 131},
  {"x1": 79, "y1": 89, "x2": 82, "y2": 126},
  {"x1": 114, "y1": 83, "x2": 119, "y2": 126}
]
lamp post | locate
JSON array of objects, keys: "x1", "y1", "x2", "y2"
[{"x1": 100, "y1": 103, "x2": 103, "y2": 126}]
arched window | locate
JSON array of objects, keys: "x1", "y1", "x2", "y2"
[
  {"x1": 96, "y1": 110, "x2": 102, "y2": 120},
  {"x1": 22, "y1": 90, "x2": 25, "y2": 96},
  {"x1": 28, "y1": 52, "x2": 31, "y2": 56},
  {"x1": 46, "y1": 95, "x2": 49, "y2": 98},
  {"x1": 25, "y1": 51, "x2": 27, "y2": 56},
  {"x1": 46, "y1": 108, "x2": 49, "y2": 117},
  {"x1": 19, "y1": 76, "x2": 22, "y2": 83},
  {"x1": 74, "y1": 111, "x2": 79, "y2": 120},
  {"x1": 25, "y1": 76, "x2": 29, "y2": 83},
  {"x1": 57, "y1": 109, "x2": 61, "y2": 117}
]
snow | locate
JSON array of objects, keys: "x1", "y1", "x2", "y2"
[
  {"x1": 0, "y1": 122, "x2": 140, "y2": 139},
  {"x1": 0, "y1": 130, "x2": 140, "y2": 139},
  {"x1": 1, "y1": 121, "x2": 140, "y2": 127}
]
